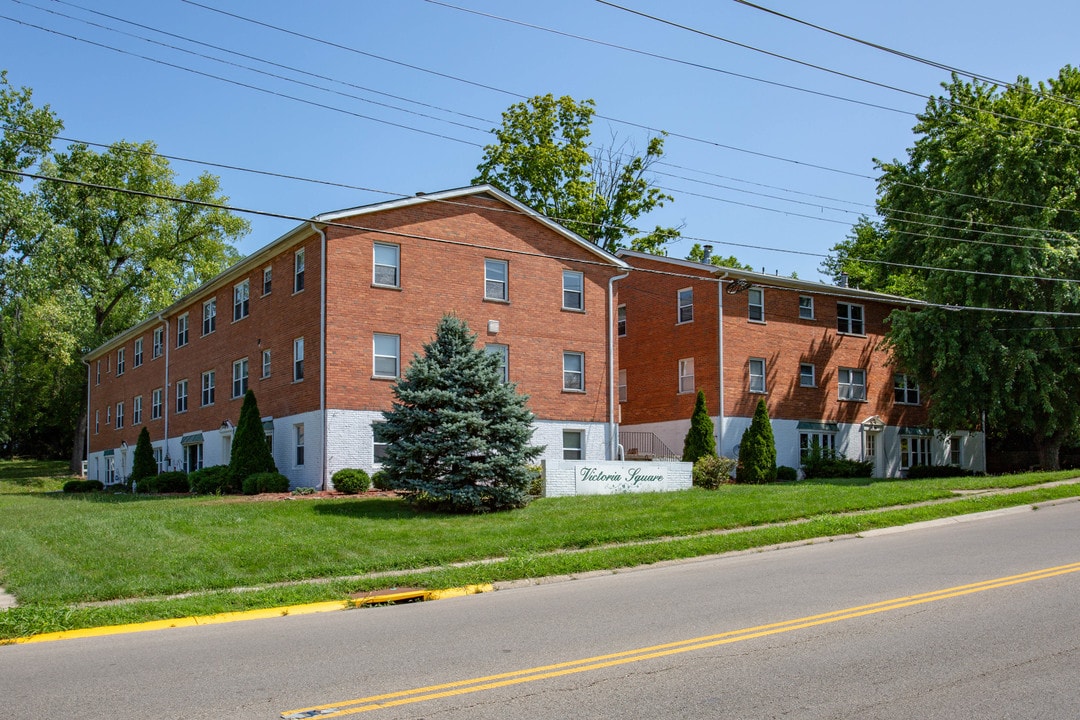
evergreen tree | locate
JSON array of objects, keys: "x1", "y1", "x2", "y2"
[
  {"x1": 228, "y1": 390, "x2": 276, "y2": 490},
  {"x1": 129, "y1": 426, "x2": 157, "y2": 489},
  {"x1": 737, "y1": 399, "x2": 777, "y2": 483},
  {"x1": 380, "y1": 315, "x2": 542, "y2": 513},
  {"x1": 682, "y1": 390, "x2": 716, "y2": 462}
]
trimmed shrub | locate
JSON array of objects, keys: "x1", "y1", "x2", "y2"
[
  {"x1": 332, "y1": 468, "x2": 370, "y2": 495},
  {"x1": 371, "y1": 470, "x2": 392, "y2": 490},
  {"x1": 63, "y1": 479, "x2": 104, "y2": 493},
  {"x1": 146, "y1": 471, "x2": 189, "y2": 494},
  {"x1": 129, "y1": 427, "x2": 157, "y2": 488},
  {"x1": 228, "y1": 390, "x2": 276, "y2": 489},
  {"x1": 776, "y1": 465, "x2": 798, "y2": 482},
  {"x1": 692, "y1": 455, "x2": 737, "y2": 489},
  {"x1": 736, "y1": 399, "x2": 778, "y2": 483},
  {"x1": 188, "y1": 465, "x2": 236, "y2": 495},
  {"x1": 527, "y1": 465, "x2": 543, "y2": 496},
  {"x1": 905, "y1": 464, "x2": 975, "y2": 479},
  {"x1": 682, "y1": 390, "x2": 716, "y2": 462},
  {"x1": 242, "y1": 472, "x2": 290, "y2": 495},
  {"x1": 802, "y1": 441, "x2": 873, "y2": 479}
]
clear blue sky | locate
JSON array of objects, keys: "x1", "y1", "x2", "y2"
[{"x1": 3, "y1": 0, "x2": 1078, "y2": 281}]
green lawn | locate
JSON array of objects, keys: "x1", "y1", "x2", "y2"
[{"x1": 1, "y1": 460, "x2": 1078, "y2": 639}]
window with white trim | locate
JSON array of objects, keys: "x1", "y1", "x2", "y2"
[
  {"x1": 800, "y1": 432, "x2": 836, "y2": 462},
  {"x1": 678, "y1": 357, "x2": 695, "y2": 394},
  {"x1": 799, "y1": 295, "x2": 814, "y2": 320},
  {"x1": 262, "y1": 349, "x2": 271, "y2": 379},
  {"x1": 894, "y1": 373, "x2": 920, "y2": 404},
  {"x1": 154, "y1": 447, "x2": 165, "y2": 473},
  {"x1": 96, "y1": 360, "x2": 101, "y2": 385},
  {"x1": 372, "y1": 422, "x2": 388, "y2": 464},
  {"x1": 799, "y1": 363, "x2": 816, "y2": 387},
  {"x1": 838, "y1": 367, "x2": 867, "y2": 401},
  {"x1": 562, "y1": 270, "x2": 584, "y2": 310},
  {"x1": 94, "y1": 410, "x2": 99, "y2": 434},
  {"x1": 116, "y1": 402, "x2": 124, "y2": 429},
  {"x1": 837, "y1": 302, "x2": 864, "y2": 335},
  {"x1": 294, "y1": 248, "x2": 306, "y2": 292},
  {"x1": 233, "y1": 280, "x2": 250, "y2": 321},
  {"x1": 116, "y1": 348, "x2": 125, "y2": 376},
  {"x1": 175, "y1": 380, "x2": 188, "y2": 413},
  {"x1": 262, "y1": 266, "x2": 272, "y2": 296},
  {"x1": 153, "y1": 328, "x2": 163, "y2": 359},
  {"x1": 203, "y1": 298, "x2": 216, "y2": 335},
  {"x1": 134, "y1": 338, "x2": 143, "y2": 367},
  {"x1": 677, "y1": 288, "x2": 693, "y2": 323},
  {"x1": 293, "y1": 337, "x2": 304, "y2": 382},
  {"x1": 232, "y1": 358, "x2": 249, "y2": 398},
  {"x1": 177, "y1": 313, "x2": 189, "y2": 347},
  {"x1": 106, "y1": 405, "x2": 111, "y2": 426},
  {"x1": 865, "y1": 432, "x2": 876, "y2": 459},
  {"x1": 486, "y1": 343, "x2": 509, "y2": 384},
  {"x1": 373, "y1": 242, "x2": 400, "y2": 287},
  {"x1": 485, "y1": 258, "x2": 508, "y2": 301},
  {"x1": 184, "y1": 442, "x2": 203, "y2": 474},
  {"x1": 749, "y1": 358, "x2": 766, "y2": 393},
  {"x1": 151, "y1": 388, "x2": 163, "y2": 420},
  {"x1": 617, "y1": 305, "x2": 626, "y2": 336},
  {"x1": 563, "y1": 351, "x2": 584, "y2": 391},
  {"x1": 950, "y1": 436, "x2": 962, "y2": 466},
  {"x1": 373, "y1": 333, "x2": 400, "y2": 378},
  {"x1": 201, "y1": 370, "x2": 215, "y2": 407},
  {"x1": 295, "y1": 424, "x2": 305, "y2": 467},
  {"x1": 748, "y1": 288, "x2": 764, "y2": 322},
  {"x1": 133, "y1": 395, "x2": 143, "y2": 425},
  {"x1": 900, "y1": 436, "x2": 931, "y2": 470},
  {"x1": 563, "y1": 430, "x2": 584, "y2": 460},
  {"x1": 618, "y1": 368, "x2": 627, "y2": 403}
]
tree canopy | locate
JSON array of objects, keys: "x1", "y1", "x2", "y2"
[
  {"x1": 474, "y1": 94, "x2": 679, "y2": 254},
  {"x1": 834, "y1": 66, "x2": 1080, "y2": 468}
]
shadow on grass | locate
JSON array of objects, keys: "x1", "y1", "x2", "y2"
[
  {"x1": 0, "y1": 459, "x2": 73, "y2": 481},
  {"x1": 311, "y1": 497, "x2": 419, "y2": 520}
]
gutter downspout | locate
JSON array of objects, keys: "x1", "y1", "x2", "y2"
[
  {"x1": 82, "y1": 359, "x2": 91, "y2": 477},
  {"x1": 716, "y1": 273, "x2": 728, "y2": 457},
  {"x1": 158, "y1": 314, "x2": 170, "y2": 469},
  {"x1": 608, "y1": 270, "x2": 630, "y2": 460},
  {"x1": 311, "y1": 223, "x2": 328, "y2": 490}
]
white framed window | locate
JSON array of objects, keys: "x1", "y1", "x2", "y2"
[
  {"x1": 294, "y1": 248, "x2": 306, "y2": 292},
  {"x1": 232, "y1": 358, "x2": 249, "y2": 398},
  {"x1": 563, "y1": 430, "x2": 584, "y2": 460},
  {"x1": 133, "y1": 338, "x2": 143, "y2": 368},
  {"x1": 799, "y1": 295, "x2": 814, "y2": 320},
  {"x1": 617, "y1": 305, "x2": 626, "y2": 337},
  {"x1": 116, "y1": 348, "x2": 125, "y2": 376},
  {"x1": 838, "y1": 367, "x2": 867, "y2": 401},
  {"x1": 106, "y1": 405, "x2": 111, "y2": 426},
  {"x1": 295, "y1": 424, "x2": 305, "y2": 467},
  {"x1": 618, "y1": 368, "x2": 627, "y2": 403},
  {"x1": 153, "y1": 327, "x2": 163, "y2": 359},
  {"x1": 203, "y1": 298, "x2": 217, "y2": 335},
  {"x1": 233, "y1": 280, "x2": 250, "y2": 321},
  {"x1": 950, "y1": 436, "x2": 962, "y2": 466},
  {"x1": 262, "y1": 349, "x2": 272, "y2": 379},
  {"x1": 184, "y1": 442, "x2": 203, "y2": 474},
  {"x1": 563, "y1": 351, "x2": 584, "y2": 392},
  {"x1": 485, "y1": 258, "x2": 508, "y2": 301},
  {"x1": 894, "y1": 374, "x2": 920, "y2": 404},
  {"x1": 901, "y1": 436, "x2": 931, "y2": 470},
  {"x1": 133, "y1": 395, "x2": 143, "y2": 425},
  {"x1": 486, "y1": 343, "x2": 509, "y2": 384},
  {"x1": 201, "y1": 370, "x2": 215, "y2": 407},
  {"x1": 799, "y1": 363, "x2": 816, "y2": 387},
  {"x1": 177, "y1": 313, "x2": 189, "y2": 347},
  {"x1": 837, "y1": 302, "x2": 865, "y2": 335},
  {"x1": 677, "y1": 288, "x2": 694, "y2": 323},
  {"x1": 106, "y1": 457, "x2": 115, "y2": 484},
  {"x1": 176, "y1": 380, "x2": 188, "y2": 413},
  {"x1": 153, "y1": 447, "x2": 165, "y2": 473},
  {"x1": 373, "y1": 333, "x2": 400, "y2": 378},
  {"x1": 562, "y1": 270, "x2": 584, "y2": 311},
  {"x1": 865, "y1": 432, "x2": 876, "y2": 459},
  {"x1": 372, "y1": 422, "x2": 388, "y2": 464},
  {"x1": 373, "y1": 242, "x2": 400, "y2": 287},
  {"x1": 678, "y1": 357, "x2": 695, "y2": 394},
  {"x1": 151, "y1": 388, "x2": 163, "y2": 420},
  {"x1": 800, "y1": 432, "x2": 836, "y2": 462},
  {"x1": 293, "y1": 337, "x2": 305, "y2": 382},
  {"x1": 748, "y1": 288, "x2": 764, "y2": 322},
  {"x1": 95, "y1": 360, "x2": 101, "y2": 385},
  {"x1": 262, "y1": 266, "x2": 272, "y2": 296},
  {"x1": 749, "y1": 358, "x2": 766, "y2": 393},
  {"x1": 94, "y1": 410, "x2": 99, "y2": 434}
]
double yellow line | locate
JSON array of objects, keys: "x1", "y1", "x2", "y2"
[{"x1": 282, "y1": 561, "x2": 1080, "y2": 718}]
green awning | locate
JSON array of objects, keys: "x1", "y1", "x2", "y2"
[
  {"x1": 180, "y1": 433, "x2": 204, "y2": 445},
  {"x1": 103, "y1": 448, "x2": 114, "y2": 457},
  {"x1": 797, "y1": 421, "x2": 839, "y2": 432},
  {"x1": 262, "y1": 419, "x2": 274, "y2": 433},
  {"x1": 900, "y1": 427, "x2": 933, "y2": 436}
]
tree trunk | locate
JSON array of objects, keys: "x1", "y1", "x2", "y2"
[
  {"x1": 69, "y1": 398, "x2": 86, "y2": 475},
  {"x1": 1036, "y1": 436, "x2": 1061, "y2": 471}
]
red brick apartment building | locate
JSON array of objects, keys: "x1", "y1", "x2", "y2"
[
  {"x1": 615, "y1": 251, "x2": 986, "y2": 477},
  {"x1": 84, "y1": 186, "x2": 629, "y2": 488}
]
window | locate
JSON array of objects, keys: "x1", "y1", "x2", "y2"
[
  {"x1": 154, "y1": 447, "x2": 165, "y2": 473},
  {"x1": 95, "y1": 361, "x2": 101, "y2": 385},
  {"x1": 177, "y1": 314, "x2": 189, "y2": 347},
  {"x1": 293, "y1": 337, "x2": 305, "y2": 382},
  {"x1": 749, "y1": 358, "x2": 766, "y2": 393},
  {"x1": 563, "y1": 351, "x2": 584, "y2": 391},
  {"x1": 134, "y1": 338, "x2": 143, "y2": 368},
  {"x1": 153, "y1": 328, "x2": 163, "y2": 359},
  {"x1": 184, "y1": 442, "x2": 203, "y2": 474},
  {"x1": 233, "y1": 280, "x2": 250, "y2": 321},
  {"x1": 133, "y1": 395, "x2": 142, "y2": 426},
  {"x1": 202, "y1": 298, "x2": 217, "y2": 335},
  {"x1": 372, "y1": 422, "x2": 388, "y2": 464},
  {"x1": 232, "y1": 358, "x2": 249, "y2": 398},
  {"x1": 176, "y1": 380, "x2": 188, "y2": 413},
  {"x1": 262, "y1": 349, "x2": 271, "y2": 379},
  {"x1": 94, "y1": 410, "x2": 99, "y2": 434},
  {"x1": 617, "y1": 305, "x2": 626, "y2": 336},
  {"x1": 201, "y1": 370, "x2": 216, "y2": 407},
  {"x1": 294, "y1": 248, "x2": 306, "y2": 292},
  {"x1": 562, "y1": 270, "x2": 584, "y2": 310},
  {"x1": 116, "y1": 348, "x2": 125, "y2": 376},
  {"x1": 950, "y1": 436, "x2": 962, "y2": 466},
  {"x1": 799, "y1": 295, "x2": 814, "y2": 320},
  {"x1": 262, "y1": 266, "x2": 272, "y2": 296},
  {"x1": 837, "y1": 302, "x2": 864, "y2": 335},
  {"x1": 618, "y1": 368, "x2": 627, "y2": 403},
  {"x1": 295, "y1": 424, "x2": 305, "y2": 467},
  {"x1": 486, "y1": 343, "x2": 509, "y2": 384},
  {"x1": 106, "y1": 405, "x2": 111, "y2": 426},
  {"x1": 373, "y1": 242, "x2": 400, "y2": 287},
  {"x1": 677, "y1": 288, "x2": 694, "y2": 323},
  {"x1": 894, "y1": 374, "x2": 920, "y2": 404},
  {"x1": 151, "y1": 388, "x2": 163, "y2": 420},
  {"x1": 264, "y1": 428, "x2": 274, "y2": 456},
  {"x1": 106, "y1": 457, "x2": 115, "y2": 485},
  {"x1": 373, "y1": 333, "x2": 400, "y2": 378},
  {"x1": 485, "y1": 258, "x2": 508, "y2": 301},
  {"x1": 800, "y1": 432, "x2": 836, "y2": 462},
  {"x1": 799, "y1": 363, "x2": 816, "y2": 388},
  {"x1": 838, "y1": 367, "x2": 867, "y2": 401},
  {"x1": 563, "y1": 430, "x2": 583, "y2": 460},
  {"x1": 901, "y1": 436, "x2": 932, "y2": 470},
  {"x1": 678, "y1": 357, "x2": 695, "y2": 394},
  {"x1": 865, "y1": 432, "x2": 876, "y2": 459},
  {"x1": 748, "y1": 288, "x2": 764, "y2": 322}
]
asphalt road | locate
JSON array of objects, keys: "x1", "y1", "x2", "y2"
[{"x1": 3, "y1": 501, "x2": 1078, "y2": 720}]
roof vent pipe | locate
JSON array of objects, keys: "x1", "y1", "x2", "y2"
[
  {"x1": 839, "y1": 272, "x2": 849, "y2": 288},
  {"x1": 702, "y1": 244, "x2": 713, "y2": 263}
]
